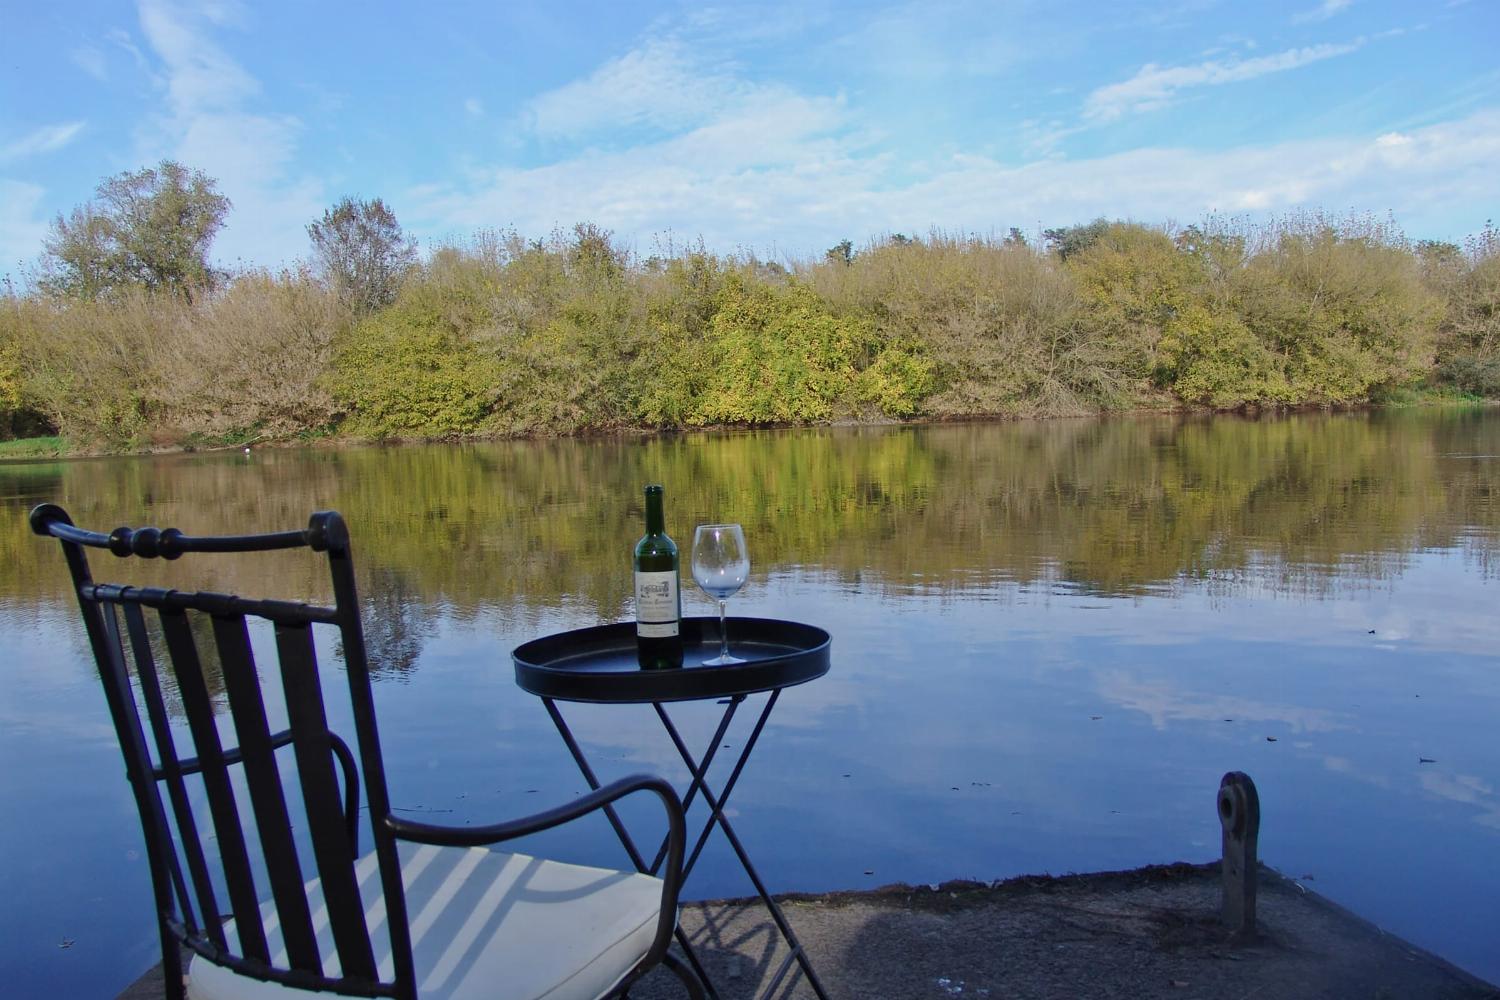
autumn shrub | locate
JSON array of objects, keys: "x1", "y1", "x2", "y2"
[
  {"x1": 1235, "y1": 217, "x2": 1439, "y2": 401},
  {"x1": 329, "y1": 270, "x2": 501, "y2": 438},
  {"x1": 634, "y1": 250, "x2": 731, "y2": 426},
  {"x1": 461, "y1": 225, "x2": 652, "y2": 434},
  {"x1": 3, "y1": 211, "x2": 1495, "y2": 455},
  {"x1": 694, "y1": 275, "x2": 873, "y2": 424},
  {"x1": 156, "y1": 269, "x2": 348, "y2": 441},
  {"x1": 1425, "y1": 224, "x2": 1500, "y2": 395},
  {"x1": 813, "y1": 235, "x2": 1097, "y2": 416},
  {"x1": 12, "y1": 290, "x2": 168, "y2": 448},
  {"x1": 0, "y1": 314, "x2": 53, "y2": 440},
  {"x1": 1065, "y1": 223, "x2": 1193, "y2": 391}
]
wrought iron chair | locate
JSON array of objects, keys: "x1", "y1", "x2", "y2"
[{"x1": 31, "y1": 504, "x2": 704, "y2": 1000}]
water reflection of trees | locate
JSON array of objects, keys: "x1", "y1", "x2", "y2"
[{"x1": 5, "y1": 410, "x2": 1498, "y2": 625}]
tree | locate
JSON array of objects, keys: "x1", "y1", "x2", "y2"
[
  {"x1": 40, "y1": 161, "x2": 230, "y2": 301},
  {"x1": 825, "y1": 239, "x2": 854, "y2": 267},
  {"x1": 1043, "y1": 218, "x2": 1110, "y2": 261},
  {"x1": 307, "y1": 196, "x2": 417, "y2": 314}
]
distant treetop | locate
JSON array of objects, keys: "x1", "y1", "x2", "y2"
[{"x1": 38, "y1": 160, "x2": 230, "y2": 302}]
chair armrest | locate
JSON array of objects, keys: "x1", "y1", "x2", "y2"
[{"x1": 386, "y1": 774, "x2": 687, "y2": 973}]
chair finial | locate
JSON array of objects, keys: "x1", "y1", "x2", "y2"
[
  {"x1": 29, "y1": 503, "x2": 72, "y2": 537},
  {"x1": 306, "y1": 511, "x2": 349, "y2": 554}
]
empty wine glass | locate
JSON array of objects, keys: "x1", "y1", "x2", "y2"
[{"x1": 692, "y1": 524, "x2": 749, "y2": 665}]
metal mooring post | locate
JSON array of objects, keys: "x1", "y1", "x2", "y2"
[{"x1": 1218, "y1": 771, "x2": 1260, "y2": 940}]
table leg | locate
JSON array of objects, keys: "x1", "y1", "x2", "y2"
[
  {"x1": 542, "y1": 694, "x2": 830, "y2": 1000},
  {"x1": 647, "y1": 696, "x2": 744, "y2": 876},
  {"x1": 654, "y1": 697, "x2": 831, "y2": 1000},
  {"x1": 542, "y1": 699, "x2": 720, "y2": 997}
]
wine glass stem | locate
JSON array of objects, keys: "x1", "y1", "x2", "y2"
[{"x1": 717, "y1": 599, "x2": 729, "y2": 661}]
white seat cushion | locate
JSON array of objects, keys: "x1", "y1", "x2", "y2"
[{"x1": 187, "y1": 842, "x2": 668, "y2": 1000}]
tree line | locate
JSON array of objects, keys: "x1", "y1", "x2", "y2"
[{"x1": 1, "y1": 159, "x2": 1496, "y2": 451}]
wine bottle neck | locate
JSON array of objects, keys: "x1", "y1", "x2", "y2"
[{"x1": 644, "y1": 486, "x2": 665, "y2": 534}]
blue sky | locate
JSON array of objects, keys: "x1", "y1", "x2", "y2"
[{"x1": 2, "y1": 0, "x2": 1497, "y2": 279}]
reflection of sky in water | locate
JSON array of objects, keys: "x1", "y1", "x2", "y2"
[{"x1": 4, "y1": 412, "x2": 1500, "y2": 994}]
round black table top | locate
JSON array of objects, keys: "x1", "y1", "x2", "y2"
[{"x1": 513, "y1": 617, "x2": 830, "y2": 704}]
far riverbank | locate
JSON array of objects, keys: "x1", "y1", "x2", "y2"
[{"x1": 2, "y1": 392, "x2": 1495, "y2": 462}]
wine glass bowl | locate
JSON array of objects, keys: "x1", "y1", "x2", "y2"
[{"x1": 692, "y1": 524, "x2": 749, "y2": 665}]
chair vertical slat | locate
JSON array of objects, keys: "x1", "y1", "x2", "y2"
[
  {"x1": 275, "y1": 622, "x2": 378, "y2": 980},
  {"x1": 323, "y1": 532, "x2": 418, "y2": 996},
  {"x1": 159, "y1": 608, "x2": 271, "y2": 963},
  {"x1": 120, "y1": 604, "x2": 219, "y2": 947},
  {"x1": 211, "y1": 614, "x2": 321, "y2": 973}
]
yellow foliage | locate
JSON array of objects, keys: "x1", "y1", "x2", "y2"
[
  {"x1": 696, "y1": 278, "x2": 870, "y2": 424},
  {"x1": 329, "y1": 285, "x2": 499, "y2": 438}
]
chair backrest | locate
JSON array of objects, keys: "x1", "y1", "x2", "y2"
[{"x1": 31, "y1": 504, "x2": 418, "y2": 997}]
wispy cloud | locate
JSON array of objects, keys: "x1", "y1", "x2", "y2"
[
  {"x1": 0, "y1": 122, "x2": 87, "y2": 164},
  {"x1": 0, "y1": 180, "x2": 49, "y2": 273},
  {"x1": 1096, "y1": 670, "x2": 1343, "y2": 732},
  {"x1": 1421, "y1": 771, "x2": 1500, "y2": 830},
  {"x1": 132, "y1": 0, "x2": 323, "y2": 267},
  {"x1": 138, "y1": 0, "x2": 258, "y2": 115},
  {"x1": 1293, "y1": 0, "x2": 1354, "y2": 24},
  {"x1": 1084, "y1": 41, "x2": 1364, "y2": 122},
  {"x1": 70, "y1": 45, "x2": 108, "y2": 81},
  {"x1": 524, "y1": 38, "x2": 753, "y2": 140},
  {"x1": 827, "y1": 2, "x2": 1025, "y2": 81},
  {"x1": 410, "y1": 101, "x2": 1500, "y2": 256}
]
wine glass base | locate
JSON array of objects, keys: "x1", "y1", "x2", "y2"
[{"x1": 702, "y1": 653, "x2": 746, "y2": 666}]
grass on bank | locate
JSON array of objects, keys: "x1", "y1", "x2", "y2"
[{"x1": 0, "y1": 436, "x2": 67, "y2": 460}]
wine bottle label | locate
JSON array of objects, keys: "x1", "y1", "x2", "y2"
[{"x1": 634, "y1": 570, "x2": 679, "y2": 637}]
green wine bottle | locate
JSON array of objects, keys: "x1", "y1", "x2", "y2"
[{"x1": 634, "y1": 484, "x2": 683, "y2": 669}]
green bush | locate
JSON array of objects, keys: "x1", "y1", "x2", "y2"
[
  {"x1": 635, "y1": 251, "x2": 728, "y2": 427},
  {"x1": 1161, "y1": 303, "x2": 1289, "y2": 407},
  {"x1": 1066, "y1": 223, "x2": 1195, "y2": 393},
  {"x1": 1235, "y1": 219, "x2": 1439, "y2": 402},
  {"x1": 1436, "y1": 354, "x2": 1500, "y2": 397},
  {"x1": 329, "y1": 281, "x2": 500, "y2": 438}
]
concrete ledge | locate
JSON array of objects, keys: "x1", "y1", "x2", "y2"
[{"x1": 122, "y1": 863, "x2": 1499, "y2": 999}]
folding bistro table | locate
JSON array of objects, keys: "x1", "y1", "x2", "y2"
[{"x1": 513, "y1": 616, "x2": 831, "y2": 999}]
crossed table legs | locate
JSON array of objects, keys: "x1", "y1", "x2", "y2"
[{"x1": 541, "y1": 691, "x2": 830, "y2": 1000}]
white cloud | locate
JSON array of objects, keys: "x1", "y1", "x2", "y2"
[
  {"x1": 1084, "y1": 41, "x2": 1364, "y2": 122},
  {"x1": 1293, "y1": 0, "x2": 1354, "y2": 24},
  {"x1": 0, "y1": 122, "x2": 87, "y2": 164}
]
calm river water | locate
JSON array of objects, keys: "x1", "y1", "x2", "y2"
[{"x1": 3, "y1": 410, "x2": 1499, "y2": 995}]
